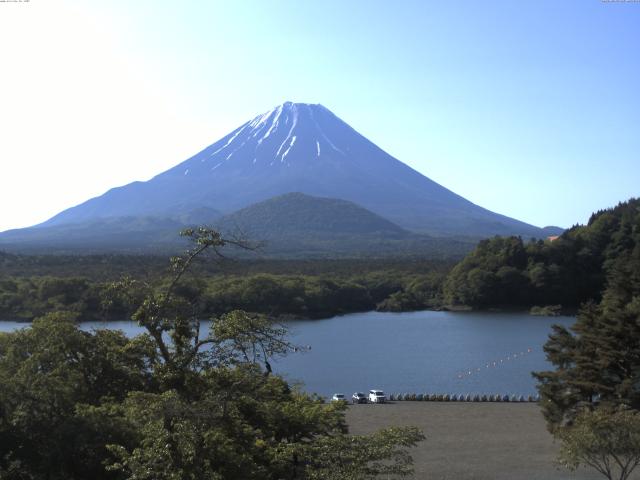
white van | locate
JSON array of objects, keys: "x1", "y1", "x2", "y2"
[{"x1": 368, "y1": 389, "x2": 386, "y2": 403}]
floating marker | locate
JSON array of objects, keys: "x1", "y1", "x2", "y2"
[{"x1": 455, "y1": 347, "x2": 535, "y2": 380}]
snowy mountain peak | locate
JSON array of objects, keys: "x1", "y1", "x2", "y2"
[
  {"x1": 181, "y1": 102, "x2": 351, "y2": 174},
  {"x1": 36, "y1": 101, "x2": 548, "y2": 239}
]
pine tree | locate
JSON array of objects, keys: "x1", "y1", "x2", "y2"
[{"x1": 534, "y1": 199, "x2": 640, "y2": 431}]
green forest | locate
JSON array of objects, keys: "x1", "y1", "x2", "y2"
[
  {"x1": 443, "y1": 198, "x2": 640, "y2": 311},
  {"x1": 0, "y1": 256, "x2": 452, "y2": 322}
]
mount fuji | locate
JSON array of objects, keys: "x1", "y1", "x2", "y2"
[{"x1": 0, "y1": 102, "x2": 560, "y2": 253}]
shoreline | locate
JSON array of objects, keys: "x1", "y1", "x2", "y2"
[{"x1": 0, "y1": 305, "x2": 575, "y2": 324}]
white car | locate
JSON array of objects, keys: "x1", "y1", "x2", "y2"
[
  {"x1": 368, "y1": 389, "x2": 386, "y2": 403},
  {"x1": 352, "y1": 392, "x2": 368, "y2": 404},
  {"x1": 331, "y1": 393, "x2": 347, "y2": 403}
]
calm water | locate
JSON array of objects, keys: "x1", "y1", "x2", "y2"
[{"x1": 0, "y1": 311, "x2": 574, "y2": 398}]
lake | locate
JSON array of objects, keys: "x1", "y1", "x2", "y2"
[{"x1": 0, "y1": 310, "x2": 574, "y2": 398}]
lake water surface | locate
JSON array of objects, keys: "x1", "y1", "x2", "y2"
[{"x1": 0, "y1": 310, "x2": 574, "y2": 398}]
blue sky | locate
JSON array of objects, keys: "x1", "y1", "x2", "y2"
[{"x1": 0, "y1": 0, "x2": 638, "y2": 231}]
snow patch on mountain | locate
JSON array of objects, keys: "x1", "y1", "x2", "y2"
[
  {"x1": 209, "y1": 123, "x2": 248, "y2": 157},
  {"x1": 281, "y1": 136, "x2": 297, "y2": 162},
  {"x1": 276, "y1": 105, "x2": 299, "y2": 158},
  {"x1": 200, "y1": 102, "x2": 349, "y2": 170},
  {"x1": 257, "y1": 104, "x2": 283, "y2": 145},
  {"x1": 308, "y1": 105, "x2": 344, "y2": 156}
]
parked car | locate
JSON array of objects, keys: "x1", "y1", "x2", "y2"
[
  {"x1": 352, "y1": 392, "x2": 367, "y2": 404},
  {"x1": 331, "y1": 393, "x2": 347, "y2": 403},
  {"x1": 369, "y1": 389, "x2": 386, "y2": 403}
]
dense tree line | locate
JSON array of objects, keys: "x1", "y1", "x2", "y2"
[
  {"x1": 443, "y1": 199, "x2": 640, "y2": 310},
  {"x1": 0, "y1": 276, "x2": 105, "y2": 321},
  {"x1": 0, "y1": 264, "x2": 453, "y2": 321},
  {"x1": 0, "y1": 252, "x2": 455, "y2": 280},
  {"x1": 203, "y1": 270, "x2": 447, "y2": 317},
  {"x1": 0, "y1": 228, "x2": 424, "y2": 480},
  {"x1": 0, "y1": 251, "x2": 168, "y2": 280}
]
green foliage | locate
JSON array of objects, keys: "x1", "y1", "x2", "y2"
[
  {"x1": 0, "y1": 312, "x2": 156, "y2": 480},
  {"x1": 204, "y1": 274, "x2": 376, "y2": 318},
  {"x1": 534, "y1": 199, "x2": 640, "y2": 431},
  {"x1": 0, "y1": 276, "x2": 106, "y2": 321},
  {"x1": 444, "y1": 198, "x2": 640, "y2": 309},
  {"x1": 103, "y1": 376, "x2": 348, "y2": 480},
  {"x1": 375, "y1": 271, "x2": 445, "y2": 312},
  {"x1": 0, "y1": 257, "x2": 455, "y2": 321},
  {"x1": 279, "y1": 426, "x2": 425, "y2": 480},
  {"x1": 556, "y1": 407, "x2": 640, "y2": 480},
  {"x1": 443, "y1": 236, "x2": 530, "y2": 307},
  {"x1": 529, "y1": 305, "x2": 562, "y2": 316},
  {"x1": 0, "y1": 228, "x2": 424, "y2": 480},
  {"x1": 534, "y1": 297, "x2": 640, "y2": 430}
]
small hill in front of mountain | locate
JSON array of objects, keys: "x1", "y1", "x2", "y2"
[
  {"x1": 0, "y1": 193, "x2": 475, "y2": 258},
  {"x1": 217, "y1": 192, "x2": 406, "y2": 237},
  {"x1": 215, "y1": 193, "x2": 474, "y2": 258}
]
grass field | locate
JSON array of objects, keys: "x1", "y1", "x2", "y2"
[{"x1": 346, "y1": 402, "x2": 602, "y2": 480}]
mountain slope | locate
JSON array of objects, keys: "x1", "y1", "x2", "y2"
[
  {"x1": 0, "y1": 207, "x2": 222, "y2": 254},
  {"x1": 36, "y1": 101, "x2": 550, "y2": 238},
  {"x1": 0, "y1": 193, "x2": 475, "y2": 258}
]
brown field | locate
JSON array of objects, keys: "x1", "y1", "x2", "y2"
[{"x1": 346, "y1": 402, "x2": 602, "y2": 480}]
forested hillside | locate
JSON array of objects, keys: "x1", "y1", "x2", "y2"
[{"x1": 443, "y1": 198, "x2": 640, "y2": 310}]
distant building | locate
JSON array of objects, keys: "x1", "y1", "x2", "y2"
[{"x1": 547, "y1": 235, "x2": 560, "y2": 242}]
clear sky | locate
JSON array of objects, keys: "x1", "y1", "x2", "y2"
[{"x1": 1, "y1": 0, "x2": 638, "y2": 232}]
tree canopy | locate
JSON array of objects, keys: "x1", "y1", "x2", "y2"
[
  {"x1": 444, "y1": 198, "x2": 640, "y2": 310},
  {"x1": 556, "y1": 407, "x2": 640, "y2": 480},
  {"x1": 0, "y1": 227, "x2": 424, "y2": 480},
  {"x1": 532, "y1": 199, "x2": 640, "y2": 431}
]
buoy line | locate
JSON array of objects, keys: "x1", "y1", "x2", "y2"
[{"x1": 455, "y1": 347, "x2": 534, "y2": 380}]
